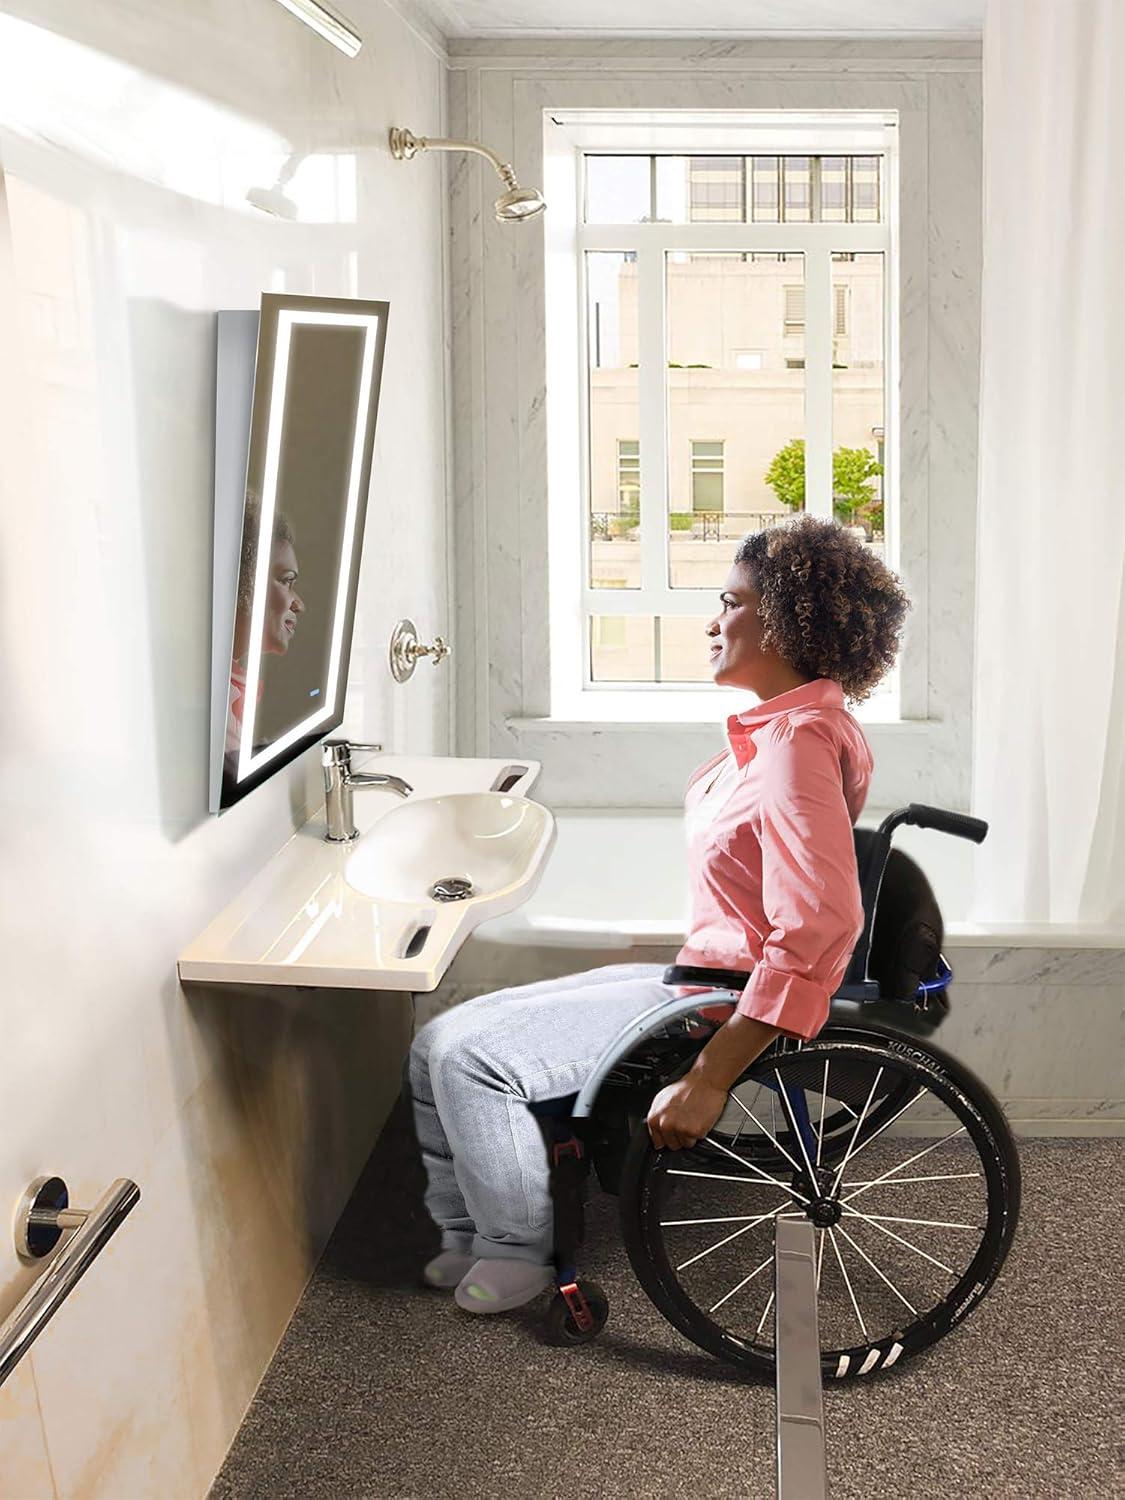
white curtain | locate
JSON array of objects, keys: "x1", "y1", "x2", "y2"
[{"x1": 971, "y1": 0, "x2": 1125, "y2": 925}]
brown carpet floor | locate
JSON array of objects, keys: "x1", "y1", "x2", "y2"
[{"x1": 209, "y1": 1096, "x2": 1123, "y2": 1500}]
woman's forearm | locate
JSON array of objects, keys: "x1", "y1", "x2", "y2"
[{"x1": 687, "y1": 1011, "x2": 780, "y2": 1092}]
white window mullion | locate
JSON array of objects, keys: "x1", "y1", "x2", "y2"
[
  {"x1": 804, "y1": 246, "x2": 833, "y2": 519},
  {"x1": 636, "y1": 243, "x2": 667, "y2": 594}
]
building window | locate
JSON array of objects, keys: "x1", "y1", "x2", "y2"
[
  {"x1": 834, "y1": 283, "x2": 848, "y2": 337},
  {"x1": 691, "y1": 441, "x2": 725, "y2": 511},
  {"x1": 784, "y1": 284, "x2": 847, "y2": 337},
  {"x1": 688, "y1": 156, "x2": 745, "y2": 222},
  {"x1": 783, "y1": 284, "x2": 805, "y2": 333},
  {"x1": 616, "y1": 439, "x2": 640, "y2": 511}
]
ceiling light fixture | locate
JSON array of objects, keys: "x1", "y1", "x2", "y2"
[{"x1": 272, "y1": 0, "x2": 362, "y2": 57}]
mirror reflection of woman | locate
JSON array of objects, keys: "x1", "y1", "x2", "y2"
[{"x1": 226, "y1": 496, "x2": 306, "y2": 758}]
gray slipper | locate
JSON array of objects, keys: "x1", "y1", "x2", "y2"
[
  {"x1": 420, "y1": 1249, "x2": 477, "y2": 1289},
  {"x1": 454, "y1": 1257, "x2": 556, "y2": 1314}
]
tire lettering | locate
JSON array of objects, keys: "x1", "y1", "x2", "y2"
[{"x1": 951, "y1": 1281, "x2": 986, "y2": 1321}]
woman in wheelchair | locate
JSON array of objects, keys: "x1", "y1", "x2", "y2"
[{"x1": 405, "y1": 514, "x2": 1019, "y2": 1377}]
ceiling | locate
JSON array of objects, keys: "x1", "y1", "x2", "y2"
[{"x1": 405, "y1": 0, "x2": 985, "y2": 41}]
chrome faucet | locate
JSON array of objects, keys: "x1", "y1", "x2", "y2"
[{"x1": 321, "y1": 739, "x2": 413, "y2": 842}]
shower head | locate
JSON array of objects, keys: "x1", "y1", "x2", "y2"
[
  {"x1": 493, "y1": 176, "x2": 546, "y2": 223},
  {"x1": 390, "y1": 127, "x2": 546, "y2": 223}
]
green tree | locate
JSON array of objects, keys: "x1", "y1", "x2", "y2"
[
  {"x1": 763, "y1": 439, "x2": 884, "y2": 530},
  {"x1": 763, "y1": 439, "x2": 807, "y2": 511}
]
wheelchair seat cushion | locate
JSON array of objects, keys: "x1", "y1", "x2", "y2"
[{"x1": 866, "y1": 845, "x2": 944, "y2": 1001}]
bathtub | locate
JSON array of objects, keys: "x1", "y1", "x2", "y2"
[
  {"x1": 476, "y1": 804, "x2": 1124, "y2": 950},
  {"x1": 426, "y1": 805, "x2": 1125, "y2": 1136}
]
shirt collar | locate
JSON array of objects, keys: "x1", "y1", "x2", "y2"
[{"x1": 725, "y1": 677, "x2": 844, "y2": 767}]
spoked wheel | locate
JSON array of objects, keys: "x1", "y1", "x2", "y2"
[
  {"x1": 619, "y1": 1024, "x2": 1020, "y2": 1380},
  {"x1": 701, "y1": 1070, "x2": 920, "y2": 1176}
]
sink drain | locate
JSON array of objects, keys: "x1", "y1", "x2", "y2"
[{"x1": 430, "y1": 876, "x2": 474, "y2": 902}]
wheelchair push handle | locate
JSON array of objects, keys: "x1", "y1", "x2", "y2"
[{"x1": 903, "y1": 802, "x2": 988, "y2": 844}]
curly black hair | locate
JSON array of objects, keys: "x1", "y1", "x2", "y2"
[{"x1": 734, "y1": 514, "x2": 911, "y2": 707}]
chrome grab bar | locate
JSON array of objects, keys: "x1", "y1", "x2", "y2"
[{"x1": 0, "y1": 1175, "x2": 141, "y2": 1387}]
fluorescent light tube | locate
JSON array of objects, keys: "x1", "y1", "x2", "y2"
[{"x1": 273, "y1": 0, "x2": 362, "y2": 57}]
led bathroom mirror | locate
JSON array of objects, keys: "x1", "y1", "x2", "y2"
[{"x1": 210, "y1": 292, "x2": 390, "y2": 812}]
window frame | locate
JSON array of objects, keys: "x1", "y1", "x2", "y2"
[{"x1": 545, "y1": 113, "x2": 900, "y2": 721}]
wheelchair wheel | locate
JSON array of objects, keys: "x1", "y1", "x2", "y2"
[
  {"x1": 701, "y1": 1071, "x2": 919, "y2": 1175},
  {"x1": 541, "y1": 1281, "x2": 609, "y2": 1346},
  {"x1": 619, "y1": 1023, "x2": 1020, "y2": 1380}
]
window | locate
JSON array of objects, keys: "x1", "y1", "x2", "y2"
[
  {"x1": 785, "y1": 284, "x2": 848, "y2": 336},
  {"x1": 688, "y1": 156, "x2": 745, "y2": 222},
  {"x1": 550, "y1": 111, "x2": 896, "y2": 710},
  {"x1": 786, "y1": 282, "x2": 852, "y2": 336},
  {"x1": 616, "y1": 438, "x2": 640, "y2": 510},
  {"x1": 691, "y1": 440, "x2": 725, "y2": 511},
  {"x1": 784, "y1": 284, "x2": 805, "y2": 332},
  {"x1": 834, "y1": 283, "x2": 848, "y2": 337}
]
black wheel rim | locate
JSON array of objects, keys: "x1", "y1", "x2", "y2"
[{"x1": 627, "y1": 1038, "x2": 1018, "y2": 1378}]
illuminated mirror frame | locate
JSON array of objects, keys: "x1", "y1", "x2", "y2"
[{"x1": 209, "y1": 292, "x2": 390, "y2": 813}]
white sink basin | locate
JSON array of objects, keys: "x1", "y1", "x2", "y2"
[
  {"x1": 345, "y1": 792, "x2": 555, "y2": 905},
  {"x1": 177, "y1": 755, "x2": 552, "y2": 992}
]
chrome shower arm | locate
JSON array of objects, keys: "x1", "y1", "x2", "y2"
[{"x1": 389, "y1": 129, "x2": 516, "y2": 186}]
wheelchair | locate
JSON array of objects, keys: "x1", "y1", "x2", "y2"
[{"x1": 526, "y1": 803, "x2": 1021, "y2": 1381}]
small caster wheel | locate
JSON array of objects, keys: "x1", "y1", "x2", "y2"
[{"x1": 542, "y1": 1280, "x2": 609, "y2": 1345}]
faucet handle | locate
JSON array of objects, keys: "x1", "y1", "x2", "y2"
[{"x1": 322, "y1": 738, "x2": 383, "y2": 767}]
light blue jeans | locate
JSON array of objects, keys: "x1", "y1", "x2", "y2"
[{"x1": 404, "y1": 962, "x2": 726, "y2": 1266}]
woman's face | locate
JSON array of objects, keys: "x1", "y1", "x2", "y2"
[
  {"x1": 706, "y1": 562, "x2": 766, "y2": 689},
  {"x1": 262, "y1": 538, "x2": 305, "y2": 655}
]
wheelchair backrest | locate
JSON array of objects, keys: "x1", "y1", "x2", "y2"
[{"x1": 843, "y1": 829, "x2": 945, "y2": 1000}]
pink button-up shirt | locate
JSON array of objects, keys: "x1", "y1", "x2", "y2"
[{"x1": 674, "y1": 676, "x2": 874, "y2": 1041}]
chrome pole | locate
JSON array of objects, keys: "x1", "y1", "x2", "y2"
[
  {"x1": 774, "y1": 1217, "x2": 827, "y2": 1499},
  {"x1": 0, "y1": 1177, "x2": 141, "y2": 1387}
]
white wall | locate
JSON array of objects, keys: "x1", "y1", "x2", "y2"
[
  {"x1": 0, "y1": 0, "x2": 449, "y2": 1493},
  {"x1": 447, "y1": 38, "x2": 982, "y2": 810}
]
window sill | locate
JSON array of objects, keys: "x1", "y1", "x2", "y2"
[{"x1": 507, "y1": 715, "x2": 941, "y2": 733}]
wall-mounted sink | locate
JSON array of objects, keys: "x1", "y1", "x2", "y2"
[
  {"x1": 177, "y1": 755, "x2": 555, "y2": 992},
  {"x1": 344, "y1": 793, "x2": 554, "y2": 906}
]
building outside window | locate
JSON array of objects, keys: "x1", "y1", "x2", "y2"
[
  {"x1": 616, "y1": 438, "x2": 640, "y2": 510},
  {"x1": 688, "y1": 156, "x2": 744, "y2": 222},
  {"x1": 690, "y1": 440, "x2": 725, "y2": 513}
]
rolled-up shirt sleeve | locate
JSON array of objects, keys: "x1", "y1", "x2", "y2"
[{"x1": 732, "y1": 717, "x2": 865, "y2": 1040}]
